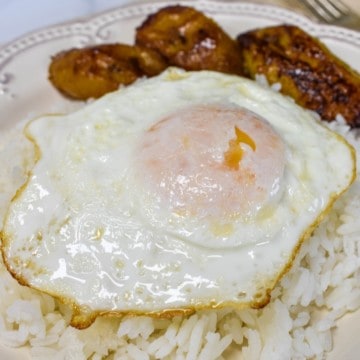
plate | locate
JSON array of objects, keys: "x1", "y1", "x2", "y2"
[{"x1": 0, "y1": 1, "x2": 359, "y2": 359}]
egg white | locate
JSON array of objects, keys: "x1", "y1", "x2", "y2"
[{"x1": 1, "y1": 68, "x2": 355, "y2": 328}]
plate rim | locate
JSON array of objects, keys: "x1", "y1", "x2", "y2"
[{"x1": 0, "y1": 0, "x2": 359, "y2": 71}]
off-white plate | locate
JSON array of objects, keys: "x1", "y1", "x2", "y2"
[{"x1": 0, "y1": 1, "x2": 359, "y2": 359}]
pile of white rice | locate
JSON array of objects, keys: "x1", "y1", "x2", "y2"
[{"x1": 0, "y1": 110, "x2": 359, "y2": 359}]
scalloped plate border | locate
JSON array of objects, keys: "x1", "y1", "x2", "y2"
[{"x1": 0, "y1": 0, "x2": 359, "y2": 67}]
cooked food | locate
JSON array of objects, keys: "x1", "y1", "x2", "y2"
[
  {"x1": 237, "y1": 25, "x2": 360, "y2": 127},
  {"x1": 135, "y1": 5, "x2": 244, "y2": 75},
  {"x1": 48, "y1": 44, "x2": 168, "y2": 100},
  {"x1": 47, "y1": 7, "x2": 360, "y2": 131},
  {"x1": 2, "y1": 69, "x2": 355, "y2": 330}
]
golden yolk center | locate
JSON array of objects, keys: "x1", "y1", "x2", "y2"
[
  {"x1": 224, "y1": 126, "x2": 256, "y2": 170},
  {"x1": 136, "y1": 104, "x2": 285, "y2": 219}
]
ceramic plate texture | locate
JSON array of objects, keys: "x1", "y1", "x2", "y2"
[{"x1": 0, "y1": 1, "x2": 359, "y2": 359}]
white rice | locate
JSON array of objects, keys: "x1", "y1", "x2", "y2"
[{"x1": 0, "y1": 110, "x2": 359, "y2": 359}]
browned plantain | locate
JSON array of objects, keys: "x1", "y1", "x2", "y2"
[
  {"x1": 237, "y1": 25, "x2": 360, "y2": 127},
  {"x1": 48, "y1": 44, "x2": 168, "y2": 100},
  {"x1": 135, "y1": 5, "x2": 244, "y2": 75}
]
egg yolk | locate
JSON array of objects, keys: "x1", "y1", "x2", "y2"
[
  {"x1": 136, "y1": 104, "x2": 285, "y2": 220},
  {"x1": 224, "y1": 126, "x2": 256, "y2": 170}
]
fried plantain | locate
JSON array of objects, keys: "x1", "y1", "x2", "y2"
[
  {"x1": 135, "y1": 5, "x2": 244, "y2": 75},
  {"x1": 237, "y1": 25, "x2": 360, "y2": 127},
  {"x1": 48, "y1": 44, "x2": 168, "y2": 100}
]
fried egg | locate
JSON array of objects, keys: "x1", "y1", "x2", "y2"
[{"x1": 1, "y1": 68, "x2": 355, "y2": 328}]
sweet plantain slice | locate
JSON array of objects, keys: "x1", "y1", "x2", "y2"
[
  {"x1": 135, "y1": 5, "x2": 244, "y2": 76},
  {"x1": 237, "y1": 25, "x2": 360, "y2": 127},
  {"x1": 48, "y1": 44, "x2": 168, "y2": 100}
]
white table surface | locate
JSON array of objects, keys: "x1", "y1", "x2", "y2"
[
  {"x1": 0, "y1": 0, "x2": 131, "y2": 44},
  {"x1": 0, "y1": 0, "x2": 359, "y2": 45}
]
